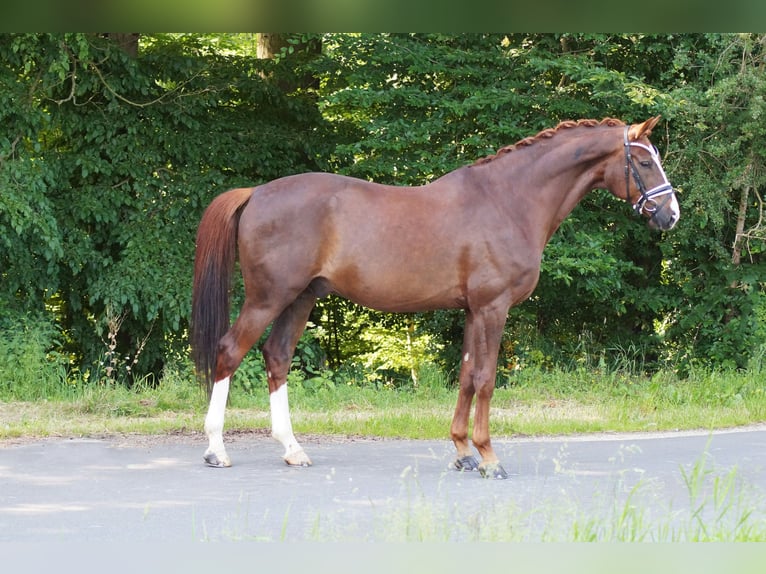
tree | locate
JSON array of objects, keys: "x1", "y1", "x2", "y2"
[
  {"x1": 660, "y1": 34, "x2": 766, "y2": 370},
  {"x1": 312, "y1": 33, "x2": 690, "y2": 373},
  {"x1": 0, "y1": 33, "x2": 333, "y2": 383},
  {"x1": 2, "y1": 33, "x2": 763, "y2": 389}
]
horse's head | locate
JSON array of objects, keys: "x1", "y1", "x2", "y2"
[{"x1": 606, "y1": 116, "x2": 680, "y2": 231}]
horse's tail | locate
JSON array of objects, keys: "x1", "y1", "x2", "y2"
[{"x1": 191, "y1": 187, "x2": 253, "y2": 394}]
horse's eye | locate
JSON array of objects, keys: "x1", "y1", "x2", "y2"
[{"x1": 640, "y1": 160, "x2": 652, "y2": 167}]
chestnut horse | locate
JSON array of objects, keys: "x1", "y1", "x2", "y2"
[{"x1": 191, "y1": 116, "x2": 679, "y2": 479}]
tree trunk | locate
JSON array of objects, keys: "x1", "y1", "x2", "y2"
[
  {"x1": 105, "y1": 33, "x2": 140, "y2": 57},
  {"x1": 256, "y1": 33, "x2": 321, "y2": 93},
  {"x1": 732, "y1": 183, "x2": 750, "y2": 269},
  {"x1": 256, "y1": 33, "x2": 289, "y2": 60},
  {"x1": 725, "y1": 182, "x2": 752, "y2": 324}
]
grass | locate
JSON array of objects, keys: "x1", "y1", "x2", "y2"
[
  {"x1": 348, "y1": 478, "x2": 766, "y2": 542},
  {"x1": 1, "y1": 315, "x2": 763, "y2": 440},
  {"x1": 1, "y1": 359, "x2": 764, "y2": 441}
]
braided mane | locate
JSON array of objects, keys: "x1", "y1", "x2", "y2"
[{"x1": 471, "y1": 118, "x2": 626, "y2": 166}]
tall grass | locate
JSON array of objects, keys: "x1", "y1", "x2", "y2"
[
  {"x1": 295, "y1": 451, "x2": 766, "y2": 542},
  {"x1": 0, "y1": 316, "x2": 70, "y2": 401},
  {"x1": 1, "y1": 331, "x2": 765, "y2": 440}
]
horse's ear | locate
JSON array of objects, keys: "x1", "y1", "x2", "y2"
[{"x1": 628, "y1": 115, "x2": 662, "y2": 140}]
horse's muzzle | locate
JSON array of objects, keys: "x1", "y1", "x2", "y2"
[
  {"x1": 648, "y1": 206, "x2": 679, "y2": 231},
  {"x1": 646, "y1": 192, "x2": 680, "y2": 231}
]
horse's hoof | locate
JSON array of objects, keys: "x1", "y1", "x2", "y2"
[
  {"x1": 479, "y1": 462, "x2": 508, "y2": 480},
  {"x1": 451, "y1": 455, "x2": 480, "y2": 472},
  {"x1": 284, "y1": 450, "x2": 312, "y2": 467},
  {"x1": 203, "y1": 451, "x2": 232, "y2": 468}
]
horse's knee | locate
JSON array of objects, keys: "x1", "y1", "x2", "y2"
[{"x1": 450, "y1": 426, "x2": 468, "y2": 445}]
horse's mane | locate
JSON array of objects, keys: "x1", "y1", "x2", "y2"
[{"x1": 471, "y1": 118, "x2": 626, "y2": 166}]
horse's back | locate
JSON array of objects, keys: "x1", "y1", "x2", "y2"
[{"x1": 236, "y1": 172, "x2": 481, "y2": 311}]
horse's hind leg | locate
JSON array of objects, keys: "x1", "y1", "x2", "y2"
[
  {"x1": 203, "y1": 303, "x2": 277, "y2": 468},
  {"x1": 262, "y1": 290, "x2": 317, "y2": 467},
  {"x1": 204, "y1": 376, "x2": 232, "y2": 467}
]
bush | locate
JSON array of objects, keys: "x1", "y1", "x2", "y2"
[{"x1": 0, "y1": 313, "x2": 68, "y2": 400}]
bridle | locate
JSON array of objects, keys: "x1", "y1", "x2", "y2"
[{"x1": 623, "y1": 126, "x2": 675, "y2": 217}]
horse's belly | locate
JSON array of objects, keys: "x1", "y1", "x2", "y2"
[{"x1": 326, "y1": 269, "x2": 465, "y2": 313}]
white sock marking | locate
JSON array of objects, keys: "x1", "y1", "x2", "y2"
[
  {"x1": 204, "y1": 377, "x2": 230, "y2": 463},
  {"x1": 270, "y1": 384, "x2": 303, "y2": 459}
]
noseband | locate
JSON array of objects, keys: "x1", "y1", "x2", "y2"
[{"x1": 623, "y1": 126, "x2": 674, "y2": 216}]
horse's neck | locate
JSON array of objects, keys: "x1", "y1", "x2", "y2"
[{"x1": 489, "y1": 132, "x2": 615, "y2": 240}]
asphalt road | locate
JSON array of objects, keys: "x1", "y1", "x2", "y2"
[{"x1": 2, "y1": 426, "x2": 766, "y2": 542}]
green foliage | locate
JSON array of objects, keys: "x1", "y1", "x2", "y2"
[
  {"x1": 658, "y1": 34, "x2": 766, "y2": 371},
  {"x1": 312, "y1": 33, "x2": 693, "y2": 373},
  {"x1": 1, "y1": 33, "x2": 764, "y2": 390},
  {"x1": 0, "y1": 33, "x2": 333, "y2": 383},
  {"x1": 0, "y1": 312, "x2": 68, "y2": 400}
]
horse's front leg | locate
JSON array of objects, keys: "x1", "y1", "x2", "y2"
[
  {"x1": 450, "y1": 304, "x2": 509, "y2": 479},
  {"x1": 471, "y1": 305, "x2": 508, "y2": 479},
  {"x1": 450, "y1": 317, "x2": 479, "y2": 472},
  {"x1": 472, "y1": 376, "x2": 507, "y2": 479}
]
